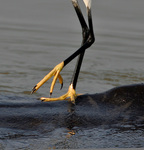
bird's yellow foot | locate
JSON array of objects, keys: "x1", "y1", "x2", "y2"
[
  {"x1": 39, "y1": 84, "x2": 81, "y2": 104},
  {"x1": 31, "y1": 62, "x2": 64, "y2": 95}
]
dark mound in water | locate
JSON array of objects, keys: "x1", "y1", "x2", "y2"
[{"x1": 0, "y1": 83, "x2": 144, "y2": 131}]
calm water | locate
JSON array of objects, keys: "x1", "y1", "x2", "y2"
[{"x1": 0, "y1": 0, "x2": 144, "y2": 149}]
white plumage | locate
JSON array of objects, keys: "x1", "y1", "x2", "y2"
[{"x1": 83, "y1": 0, "x2": 91, "y2": 8}]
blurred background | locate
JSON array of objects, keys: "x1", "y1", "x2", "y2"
[{"x1": 0, "y1": 0, "x2": 144, "y2": 97}]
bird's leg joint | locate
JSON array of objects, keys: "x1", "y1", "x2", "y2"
[
  {"x1": 82, "y1": 28, "x2": 89, "y2": 40},
  {"x1": 88, "y1": 33, "x2": 95, "y2": 44}
]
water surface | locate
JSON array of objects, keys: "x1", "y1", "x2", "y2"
[{"x1": 0, "y1": 0, "x2": 144, "y2": 149}]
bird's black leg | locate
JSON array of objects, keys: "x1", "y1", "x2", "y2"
[
  {"x1": 63, "y1": 1, "x2": 95, "y2": 66},
  {"x1": 31, "y1": 0, "x2": 95, "y2": 103},
  {"x1": 70, "y1": 0, "x2": 89, "y2": 91}
]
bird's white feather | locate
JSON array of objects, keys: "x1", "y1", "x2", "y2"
[
  {"x1": 72, "y1": 0, "x2": 78, "y2": 3},
  {"x1": 83, "y1": 0, "x2": 91, "y2": 8}
]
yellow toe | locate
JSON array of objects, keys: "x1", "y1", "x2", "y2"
[
  {"x1": 39, "y1": 84, "x2": 82, "y2": 104},
  {"x1": 31, "y1": 61, "x2": 64, "y2": 94}
]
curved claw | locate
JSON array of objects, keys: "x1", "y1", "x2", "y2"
[
  {"x1": 58, "y1": 74, "x2": 63, "y2": 89},
  {"x1": 39, "y1": 84, "x2": 82, "y2": 104},
  {"x1": 31, "y1": 62, "x2": 64, "y2": 95}
]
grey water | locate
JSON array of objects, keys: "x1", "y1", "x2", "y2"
[{"x1": 0, "y1": 0, "x2": 144, "y2": 149}]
